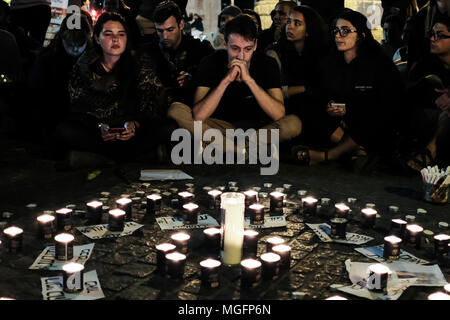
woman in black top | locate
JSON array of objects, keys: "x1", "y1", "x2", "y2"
[{"x1": 292, "y1": 9, "x2": 405, "y2": 167}]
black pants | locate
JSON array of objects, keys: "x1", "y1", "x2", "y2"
[{"x1": 10, "y1": 5, "x2": 51, "y2": 45}]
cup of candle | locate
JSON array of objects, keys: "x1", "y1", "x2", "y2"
[
  {"x1": 330, "y1": 218, "x2": 348, "y2": 239},
  {"x1": 260, "y1": 252, "x2": 281, "y2": 280},
  {"x1": 3, "y1": 226, "x2": 23, "y2": 253},
  {"x1": 207, "y1": 189, "x2": 222, "y2": 210},
  {"x1": 249, "y1": 203, "x2": 265, "y2": 225},
  {"x1": 383, "y1": 235, "x2": 402, "y2": 260},
  {"x1": 56, "y1": 208, "x2": 73, "y2": 232},
  {"x1": 54, "y1": 233, "x2": 75, "y2": 260},
  {"x1": 361, "y1": 208, "x2": 377, "y2": 228},
  {"x1": 272, "y1": 244, "x2": 291, "y2": 270},
  {"x1": 390, "y1": 219, "x2": 408, "y2": 240},
  {"x1": 86, "y1": 201, "x2": 103, "y2": 224},
  {"x1": 243, "y1": 230, "x2": 259, "y2": 258},
  {"x1": 240, "y1": 258, "x2": 262, "y2": 288},
  {"x1": 405, "y1": 224, "x2": 424, "y2": 249},
  {"x1": 36, "y1": 214, "x2": 55, "y2": 240},
  {"x1": 178, "y1": 191, "x2": 194, "y2": 209},
  {"x1": 62, "y1": 262, "x2": 84, "y2": 293},
  {"x1": 427, "y1": 292, "x2": 450, "y2": 300},
  {"x1": 171, "y1": 232, "x2": 190, "y2": 254},
  {"x1": 155, "y1": 243, "x2": 176, "y2": 274},
  {"x1": 434, "y1": 234, "x2": 450, "y2": 258},
  {"x1": 444, "y1": 283, "x2": 450, "y2": 294},
  {"x1": 302, "y1": 197, "x2": 318, "y2": 216},
  {"x1": 108, "y1": 209, "x2": 126, "y2": 232},
  {"x1": 266, "y1": 236, "x2": 285, "y2": 252},
  {"x1": 203, "y1": 228, "x2": 221, "y2": 258},
  {"x1": 116, "y1": 198, "x2": 132, "y2": 221},
  {"x1": 200, "y1": 258, "x2": 221, "y2": 288},
  {"x1": 334, "y1": 203, "x2": 350, "y2": 218},
  {"x1": 366, "y1": 264, "x2": 390, "y2": 293},
  {"x1": 269, "y1": 192, "x2": 285, "y2": 216},
  {"x1": 182, "y1": 203, "x2": 199, "y2": 225},
  {"x1": 146, "y1": 194, "x2": 162, "y2": 215},
  {"x1": 244, "y1": 190, "x2": 259, "y2": 217},
  {"x1": 165, "y1": 252, "x2": 186, "y2": 279}
]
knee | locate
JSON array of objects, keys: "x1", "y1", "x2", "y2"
[
  {"x1": 167, "y1": 102, "x2": 192, "y2": 122},
  {"x1": 279, "y1": 114, "x2": 302, "y2": 141}
]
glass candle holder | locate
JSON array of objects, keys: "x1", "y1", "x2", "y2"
[
  {"x1": 390, "y1": 219, "x2": 407, "y2": 240},
  {"x1": 330, "y1": 218, "x2": 348, "y2": 239},
  {"x1": 86, "y1": 201, "x2": 103, "y2": 224},
  {"x1": 155, "y1": 243, "x2": 176, "y2": 274},
  {"x1": 243, "y1": 230, "x2": 259, "y2": 258},
  {"x1": 165, "y1": 252, "x2": 186, "y2": 279},
  {"x1": 220, "y1": 192, "x2": 245, "y2": 265},
  {"x1": 62, "y1": 262, "x2": 84, "y2": 293},
  {"x1": 405, "y1": 224, "x2": 424, "y2": 249},
  {"x1": 249, "y1": 203, "x2": 265, "y2": 225},
  {"x1": 182, "y1": 203, "x2": 199, "y2": 225},
  {"x1": 244, "y1": 190, "x2": 259, "y2": 217},
  {"x1": 366, "y1": 264, "x2": 389, "y2": 293},
  {"x1": 240, "y1": 258, "x2": 261, "y2": 288},
  {"x1": 269, "y1": 192, "x2": 285, "y2": 216},
  {"x1": 3, "y1": 226, "x2": 23, "y2": 253},
  {"x1": 200, "y1": 258, "x2": 221, "y2": 288},
  {"x1": 108, "y1": 209, "x2": 126, "y2": 232},
  {"x1": 203, "y1": 228, "x2": 221, "y2": 259},
  {"x1": 302, "y1": 197, "x2": 318, "y2": 216},
  {"x1": 266, "y1": 236, "x2": 284, "y2": 252},
  {"x1": 208, "y1": 189, "x2": 222, "y2": 210},
  {"x1": 383, "y1": 235, "x2": 402, "y2": 260},
  {"x1": 171, "y1": 232, "x2": 190, "y2": 254},
  {"x1": 54, "y1": 233, "x2": 75, "y2": 261},
  {"x1": 272, "y1": 244, "x2": 291, "y2": 270},
  {"x1": 56, "y1": 208, "x2": 73, "y2": 232},
  {"x1": 37, "y1": 214, "x2": 55, "y2": 240},
  {"x1": 116, "y1": 198, "x2": 132, "y2": 221},
  {"x1": 260, "y1": 252, "x2": 280, "y2": 280},
  {"x1": 146, "y1": 194, "x2": 162, "y2": 215},
  {"x1": 361, "y1": 208, "x2": 377, "y2": 228},
  {"x1": 434, "y1": 234, "x2": 450, "y2": 258}
]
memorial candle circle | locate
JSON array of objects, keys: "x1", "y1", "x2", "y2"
[
  {"x1": 165, "y1": 252, "x2": 186, "y2": 279},
  {"x1": 269, "y1": 192, "x2": 285, "y2": 216},
  {"x1": 390, "y1": 219, "x2": 407, "y2": 239},
  {"x1": 155, "y1": 243, "x2": 176, "y2": 274},
  {"x1": 208, "y1": 189, "x2": 222, "y2": 210},
  {"x1": 366, "y1": 264, "x2": 389, "y2": 293},
  {"x1": 37, "y1": 214, "x2": 55, "y2": 240},
  {"x1": 433, "y1": 234, "x2": 450, "y2": 258},
  {"x1": 260, "y1": 252, "x2": 281, "y2": 280},
  {"x1": 405, "y1": 224, "x2": 424, "y2": 249},
  {"x1": 116, "y1": 198, "x2": 132, "y2": 221},
  {"x1": 108, "y1": 209, "x2": 126, "y2": 232},
  {"x1": 3, "y1": 226, "x2": 23, "y2": 253},
  {"x1": 240, "y1": 258, "x2": 262, "y2": 288},
  {"x1": 200, "y1": 258, "x2": 221, "y2": 288},
  {"x1": 249, "y1": 203, "x2": 265, "y2": 225},
  {"x1": 178, "y1": 191, "x2": 194, "y2": 208},
  {"x1": 383, "y1": 235, "x2": 402, "y2": 260},
  {"x1": 62, "y1": 262, "x2": 84, "y2": 293},
  {"x1": 182, "y1": 203, "x2": 199, "y2": 225},
  {"x1": 334, "y1": 203, "x2": 350, "y2": 218},
  {"x1": 56, "y1": 208, "x2": 73, "y2": 232},
  {"x1": 146, "y1": 194, "x2": 162, "y2": 215},
  {"x1": 203, "y1": 228, "x2": 221, "y2": 258},
  {"x1": 54, "y1": 233, "x2": 74, "y2": 261},
  {"x1": 243, "y1": 230, "x2": 259, "y2": 258},
  {"x1": 171, "y1": 232, "x2": 190, "y2": 254},
  {"x1": 266, "y1": 236, "x2": 285, "y2": 252},
  {"x1": 302, "y1": 197, "x2": 318, "y2": 216},
  {"x1": 361, "y1": 208, "x2": 377, "y2": 228},
  {"x1": 244, "y1": 190, "x2": 259, "y2": 216},
  {"x1": 272, "y1": 244, "x2": 291, "y2": 270},
  {"x1": 86, "y1": 201, "x2": 103, "y2": 224}
]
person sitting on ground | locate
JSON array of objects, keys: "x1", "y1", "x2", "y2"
[
  {"x1": 168, "y1": 14, "x2": 301, "y2": 155},
  {"x1": 211, "y1": 5, "x2": 242, "y2": 50},
  {"x1": 150, "y1": 0, "x2": 214, "y2": 106},
  {"x1": 291, "y1": 9, "x2": 405, "y2": 171},
  {"x1": 404, "y1": 17, "x2": 450, "y2": 169},
  {"x1": 381, "y1": 13, "x2": 406, "y2": 59},
  {"x1": 55, "y1": 12, "x2": 172, "y2": 168},
  {"x1": 265, "y1": 5, "x2": 330, "y2": 148}
]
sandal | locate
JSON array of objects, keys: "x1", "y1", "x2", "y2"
[{"x1": 291, "y1": 145, "x2": 328, "y2": 166}]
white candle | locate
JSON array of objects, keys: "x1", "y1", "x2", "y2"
[
  {"x1": 428, "y1": 292, "x2": 450, "y2": 300},
  {"x1": 326, "y1": 295, "x2": 348, "y2": 300},
  {"x1": 220, "y1": 192, "x2": 245, "y2": 265}
]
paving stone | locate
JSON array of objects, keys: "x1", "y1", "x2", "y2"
[
  {"x1": 116, "y1": 284, "x2": 162, "y2": 300},
  {"x1": 114, "y1": 263, "x2": 156, "y2": 278},
  {"x1": 102, "y1": 252, "x2": 135, "y2": 266},
  {"x1": 178, "y1": 291, "x2": 198, "y2": 300},
  {"x1": 137, "y1": 252, "x2": 157, "y2": 265},
  {"x1": 101, "y1": 275, "x2": 137, "y2": 292}
]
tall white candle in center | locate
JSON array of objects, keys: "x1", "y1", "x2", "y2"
[{"x1": 220, "y1": 192, "x2": 245, "y2": 265}]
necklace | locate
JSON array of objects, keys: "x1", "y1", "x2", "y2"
[{"x1": 101, "y1": 62, "x2": 112, "y2": 72}]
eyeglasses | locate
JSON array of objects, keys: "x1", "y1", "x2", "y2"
[
  {"x1": 429, "y1": 30, "x2": 450, "y2": 41},
  {"x1": 332, "y1": 27, "x2": 358, "y2": 37}
]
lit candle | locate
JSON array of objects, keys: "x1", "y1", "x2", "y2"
[
  {"x1": 383, "y1": 235, "x2": 402, "y2": 260},
  {"x1": 389, "y1": 206, "x2": 399, "y2": 214},
  {"x1": 165, "y1": 252, "x2": 186, "y2": 279},
  {"x1": 240, "y1": 258, "x2": 262, "y2": 288},
  {"x1": 249, "y1": 203, "x2": 265, "y2": 225},
  {"x1": 433, "y1": 234, "x2": 450, "y2": 258},
  {"x1": 220, "y1": 192, "x2": 245, "y2": 265},
  {"x1": 361, "y1": 208, "x2": 377, "y2": 228},
  {"x1": 182, "y1": 203, "x2": 199, "y2": 225},
  {"x1": 171, "y1": 232, "x2": 190, "y2": 254},
  {"x1": 269, "y1": 192, "x2": 285, "y2": 216},
  {"x1": 178, "y1": 191, "x2": 194, "y2": 208},
  {"x1": 427, "y1": 292, "x2": 450, "y2": 300},
  {"x1": 36, "y1": 214, "x2": 55, "y2": 240},
  {"x1": 3, "y1": 226, "x2": 23, "y2": 253},
  {"x1": 116, "y1": 198, "x2": 132, "y2": 221},
  {"x1": 330, "y1": 218, "x2": 348, "y2": 239},
  {"x1": 260, "y1": 252, "x2": 280, "y2": 280},
  {"x1": 302, "y1": 197, "x2": 318, "y2": 216},
  {"x1": 325, "y1": 295, "x2": 348, "y2": 300},
  {"x1": 56, "y1": 208, "x2": 73, "y2": 232},
  {"x1": 244, "y1": 190, "x2": 259, "y2": 217},
  {"x1": 444, "y1": 283, "x2": 450, "y2": 294},
  {"x1": 366, "y1": 264, "x2": 390, "y2": 293},
  {"x1": 208, "y1": 189, "x2": 222, "y2": 210},
  {"x1": 62, "y1": 262, "x2": 84, "y2": 293},
  {"x1": 86, "y1": 201, "x2": 103, "y2": 224},
  {"x1": 272, "y1": 244, "x2": 291, "y2": 270},
  {"x1": 334, "y1": 203, "x2": 350, "y2": 218},
  {"x1": 200, "y1": 258, "x2": 221, "y2": 288},
  {"x1": 266, "y1": 236, "x2": 285, "y2": 252},
  {"x1": 405, "y1": 224, "x2": 424, "y2": 249},
  {"x1": 243, "y1": 230, "x2": 259, "y2": 258},
  {"x1": 390, "y1": 219, "x2": 408, "y2": 239},
  {"x1": 54, "y1": 233, "x2": 75, "y2": 261},
  {"x1": 155, "y1": 243, "x2": 176, "y2": 274},
  {"x1": 146, "y1": 194, "x2": 162, "y2": 215},
  {"x1": 108, "y1": 209, "x2": 126, "y2": 232},
  {"x1": 203, "y1": 228, "x2": 221, "y2": 258}
]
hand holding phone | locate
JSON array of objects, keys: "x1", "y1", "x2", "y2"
[{"x1": 327, "y1": 101, "x2": 346, "y2": 117}]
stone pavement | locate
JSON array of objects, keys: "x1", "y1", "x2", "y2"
[{"x1": 0, "y1": 140, "x2": 449, "y2": 301}]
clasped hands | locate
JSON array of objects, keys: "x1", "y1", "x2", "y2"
[
  {"x1": 101, "y1": 121, "x2": 140, "y2": 142},
  {"x1": 435, "y1": 88, "x2": 450, "y2": 115},
  {"x1": 225, "y1": 58, "x2": 252, "y2": 84}
]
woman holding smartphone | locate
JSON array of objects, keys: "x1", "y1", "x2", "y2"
[
  {"x1": 292, "y1": 9, "x2": 405, "y2": 171},
  {"x1": 56, "y1": 12, "x2": 172, "y2": 167}
]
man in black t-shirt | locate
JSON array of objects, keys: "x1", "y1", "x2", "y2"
[{"x1": 168, "y1": 14, "x2": 301, "y2": 152}]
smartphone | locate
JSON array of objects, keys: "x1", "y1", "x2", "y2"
[
  {"x1": 331, "y1": 103, "x2": 346, "y2": 113},
  {"x1": 109, "y1": 127, "x2": 126, "y2": 134}
]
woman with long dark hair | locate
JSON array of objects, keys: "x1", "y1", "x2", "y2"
[{"x1": 292, "y1": 9, "x2": 405, "y2": 170}]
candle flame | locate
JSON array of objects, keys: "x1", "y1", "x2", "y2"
[
  {"x1": 4, "y1": 226, "x2": 23, "y2": 236},
  {"x1": 391, "y1": 219, "x2": 407, "y2": 225},
  {"x1": 406, "y1": 224, "x2": 424, "y2": 233},
  {"x1": 62, "y1": 262, "x2": 84, "y2": 273},
  {"x1": 54, "y1": 233, "x2": 74, "y2": 243},
  {"x1": 204, "y1": 228, "x2": 221, "y2": 235},
  {"x1": 178, "y1": 191, "x2": 193, "y2": 198},
  {"x1": 56, "y1": 208, "x2": 72, "y2": 215},
  {"x1": 325, "y1": 295, "x2": 348, "y2": 300},
  {"x1": 156, "y1": 243, "x2": 176, "y2": 252},
  {"x1": 166, "y1": 252, "x2": 186, "y2": 261},
  {"x1": 267, "y1": 237, "x2": 284, "y2": 245},
  {"x1": 335, "y1": 203, "x2": 350, "y2": 211},
  {"x1": 361, "y1": 208, "x2": 377, "y2": 215},
  {"x1": 109, "y1": 209, "x2": 125, "y2": 217},
  {"x1": 244, "y1": 190, "x2": 258, "y2": 196},
  {"x1": 87, "y1": 201, "x2": 102, "y2": 208},
  {"x1": 200, "y1": 259, "x2": 221, "y2": 268},
  {"x1": 171, "y1": 232, "x2": 190, "y2": 241},
  {"x1": 261, "y1": 252, "x2": 281, "y2": 262},
  {"x1": 269, "y1": 191, "x2": 285, "y2": 198},
  {"x1": 434, "y1": 234, "x2": 450, "y2": 241},
  {"x1": 384, "y1": 235, "x2": 402, "y2": 244},
  {"x1": 428, "y1": 292, "x2": 450, "y2": 300},
  {"x1": 368, "y1": 263, "x2": 390, "y2": 274},
  {"x1": 272, "y1": 244, "x2": 291, "y2": 253},
  {"x1": 249, "y1": 203, "x2": 265, "y2": 210},
  {"x1": 37, "y1": 214, "x2": 55, "y2": 223},
  {"x1": 116, "y1": 198, "x2": 132, "y2": 205},
  {"x1": 182, "y1": 203, "x2": 199, "y2": 211},
  {"x1": 208, "y1": 190, "x2": 222, "y2": 197},
  {"x1": 302, "y1": 196, "x2": 318, "y2": 204},
  {"x1": 244, "y1": 229, "x2": 259, "y2": 237},
  {"x1": 147, "y1": 194, "x2": 162, "y2": 201},
  {"x1": 241, "y1": 259, "x2": 261, "y2": 269}
]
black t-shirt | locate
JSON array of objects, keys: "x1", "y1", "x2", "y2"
[{"x1": 193, "y1": 50, "x2": 281, "y2": 123}]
